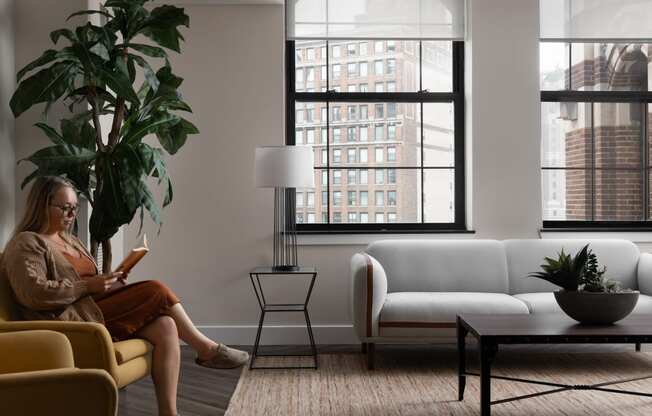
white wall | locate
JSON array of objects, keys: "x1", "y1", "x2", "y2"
[{"x1": 0, "y1": 0, "x2": 15, "y2": 247}]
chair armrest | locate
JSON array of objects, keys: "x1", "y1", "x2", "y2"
[
  {"x1": 351, "y1": 253, "x2": 388, "y2": 340},
  {"x1": 0, "y1": 368, "x2": 117, "y2": 416},
  {"x1": 0, "y1": 321, "x2": 119, "y2": 377},
  {"x1": 638, "y1": 252, "x2": 652, "y2": 295},
  {"x1": 0, "y1": 330, "x2": 74, "y2": 374}
]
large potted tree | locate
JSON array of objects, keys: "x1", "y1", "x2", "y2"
[{"x1": 10, "y1": 0, "x2": 198, "y2": 272}]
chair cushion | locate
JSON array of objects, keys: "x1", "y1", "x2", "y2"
[
  {"x1": 380, "y1": 292, "x2": 530, "y2": 324},
  {"x1": 514, "y1": 292, "x2": 652, "y2": 315},
  {"x1": 113, "y1": 339, "x2": 152, "y2": 364}
]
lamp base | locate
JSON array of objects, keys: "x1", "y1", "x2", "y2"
[{"x1": 272, "y1": 265, "x2": 301, "y2": 272}]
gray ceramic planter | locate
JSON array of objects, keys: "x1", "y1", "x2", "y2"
[{"x1": 554, "y1": 290, "x2": 639, "y2": 325}]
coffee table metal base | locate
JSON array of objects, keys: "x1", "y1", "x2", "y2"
[{"x1": 456, "y1": 315, "x2": 652, "y2": 416}]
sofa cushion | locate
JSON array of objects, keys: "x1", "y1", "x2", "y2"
[
  {"x1": 504, "y1": 239, "x2": 640, "y2": 294},
  {"x1": 366, "y1": 240, "x2": 509, "y2": 293},
  {"x1": 514, "y1": 292, "x2": 652, "y2": 315},
  {"x1": 379, "y1": 292, "x2": 530, "y2": 325}
]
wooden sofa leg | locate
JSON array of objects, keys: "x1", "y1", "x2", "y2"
[
  {"x1": 361, "y1": 343, "x2": 367, "y2": 354},
  {"x1": 636, "y1": 343, "x2": 642, "y2": 352},
  {"x1": 367, "y1": 343, "x2": 375, "y2": 370}
]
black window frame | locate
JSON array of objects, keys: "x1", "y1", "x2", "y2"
[
  {"x1": 287, "y1": 39, "x2": 467, "y2": 233},
  {"x1": 541, "y1": 41, "x2": 652, "y2": 231}
]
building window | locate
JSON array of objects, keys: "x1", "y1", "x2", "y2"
[
  {"x1": 348, "y1": 212, "x2": 358, "y2": 223},
  {"x1": 348, "y1": 149, "x2": 357, "y2": 163},
  {"x1": 348, "y1": 169, "x2": 357, "y2": 183},
  {"x1": 296, "y1": 192, "x2": 304, "y2": 207},
  {"x1": 288, "y1": 40, "x2": 465, "y2": 231},
  {"x1": 359, "y1": 148, "x2": 368, "y2": 162},
  {"x1": 307, "y1": 213, "x2": 315, "y2": 223},
  {"x1": 541, "y1": 42, "x2": 651, "y2": 227},
  {"x1": 307, "y1": 192, "x2": 315, "y2": 207},
  {"x1": 387, "y1": 147, "x2": 396, "y2": 161},
  {"x1": 360, "y1": 191, "x2": 368, "y2": 206},
  {"x1": 348, "y1": 191, "x2": 356, "y2": 206}
]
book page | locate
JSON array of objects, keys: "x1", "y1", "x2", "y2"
[{"x1": 114, "y1": 234, "x2": 149, "y2": 274}]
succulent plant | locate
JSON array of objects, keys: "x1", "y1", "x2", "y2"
[{"x1": 528, "y1": 245, "x2": 590, "y2": 291}]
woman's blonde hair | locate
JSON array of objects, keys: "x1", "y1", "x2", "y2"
[{"x1": 13, "y1": 176, "x2": 76, "y2": 238}]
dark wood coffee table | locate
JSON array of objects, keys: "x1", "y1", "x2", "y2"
[{"x1": 457, "y1": 313, "x2": 652, "y2": 415}]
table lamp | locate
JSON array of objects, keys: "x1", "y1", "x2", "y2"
[{"x1": 255, "y1": 146, "x2": 315, "y2": 271}]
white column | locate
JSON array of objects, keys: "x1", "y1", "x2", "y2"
[{"x1": 466, "y1": 0, "x2": 541, "y2": 238}]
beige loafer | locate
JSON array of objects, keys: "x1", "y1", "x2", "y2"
[{"x1": 196, "y1": 344, "x2": 250, "y2": 369}]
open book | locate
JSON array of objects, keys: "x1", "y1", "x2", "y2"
[{"x1": 114, "y1": 234, "x2": 149, "y2": 274}]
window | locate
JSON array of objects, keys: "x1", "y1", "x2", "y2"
[
  {"x1": 348, "y1": 169, "x2": 357, "y2": 183},
  {"x1": 375, "y1": 169, "x2": 384, "y2": 184},
  {"x1": 360, "y1": 62, "x2": 368, "y2": 77},
  {"x1": 375, "y1": 191, "x2": 384, "y2": 206},
  {"x1": 348, "y1": 212, "x2": 358, "y2": 223},
  {"x1": 360, "y1": 127, "x2": 368, "y2": 141},
  {"x1": 348, "y1": 191, "x2": 356, "y2": 206},
  {"x1": 333, "y1": 191, "x2": 342, "y2": 206},
  {"x1": 388, "y1": 191, "x2": 397, "y2": 206},
  {"x1": 333, "y1": 169, "x2": 342, "y2": 184},
  {"x1": 360, "y1": 191, "x2": 368, "y2": 206},
  {"x1": 307, "y1": 192, "x2": 315, "y2": 207},
  {"x1": 347, "y1": 149, "x2": 356, "y2": 163},
  {"x1": 387, "y1": 146, "x2": 396, "y2": 161},
  {"x1": 288, "y1": 40, "x2": 465, "y2": 231},
  {"x1": 307, "y1": 48, "x2": 315, "y2": 60},
  {"x1": 374, "y1": 60, "x2": 384, "y2": 75},
  {"x1": 333, "y1": 149, "x2": 341, "y2": 163},
  {"x1": 307, "y1": 213, "x2": 315, "y2": 223},
  {"x1": 540, "y1": 42, "x2": 652, "y2": 227},
  {"x1": 360, "y1": 170, "x2": 368, "y2": 184},
  {"x1": 296, "y1": 192, "x2": 304, "y2": 206},
  {"x1": 320, "y1": 65, "x2": 327, "y2": 81},
  {"x1": 360, "y1": 148, "x2": 368, "y2": 162},
  {"x1": 296, "y1": 68, "x2": 304, "y2": 83},
  {"x1": 375, "y1": 147, "x2": 384, "y2": 162}
]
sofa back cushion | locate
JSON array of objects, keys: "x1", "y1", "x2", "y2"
[
  {"x1": 504, "y1": 239, "x2": 640, "y2": 294},
  {"x1": 366, "y1": 240, "x2": 509, "y2": 293}
]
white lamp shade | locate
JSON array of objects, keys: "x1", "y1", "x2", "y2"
[{"x1": 255, "y1": 146, "x2": 315, "y2": 188}]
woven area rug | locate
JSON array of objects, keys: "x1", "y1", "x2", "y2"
[{"x1": 225, "y1": 348, "x2": 652, "y2": 415}]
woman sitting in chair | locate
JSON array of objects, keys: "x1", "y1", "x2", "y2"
[{"x1": 0, "y1": 176, "x2": 248, "y2": 416}]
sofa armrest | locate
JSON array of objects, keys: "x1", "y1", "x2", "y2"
[
  {"x1": 0, "y1": 368, "x2": 117, "y2": 416},
  {"x1": 351, "y1": 253, "x2": 388, "y2": 340},
  {"x1": 638, "y1": 252, "x2": 652, "y2": 295},
  {"x1": 0, "y1": 330, "x2": 74, "y2": 374},
  {"x1": 0, "y1": 321, "x2": 119, "y2": 377}
]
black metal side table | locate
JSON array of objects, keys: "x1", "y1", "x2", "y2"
[{"x1": 249, "y1": 267, "x2": 318, "y2": 370}]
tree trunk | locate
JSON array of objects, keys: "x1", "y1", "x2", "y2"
[{"x1": 101, "y1": 239, "x2": 112, "y2": 274}]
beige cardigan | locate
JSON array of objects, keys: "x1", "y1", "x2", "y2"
[{"x1": 0, "y1": 232, "x2": 104, "y2": 323}]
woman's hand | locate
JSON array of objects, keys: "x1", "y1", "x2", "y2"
[{"x1": 86, "y1": 272, "x2": 123, "y2": 294}]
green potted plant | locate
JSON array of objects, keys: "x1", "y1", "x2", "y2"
[
  {"x1": 529, "y1": 244, "x2": 639, "y2": 324},
  {"x1": 10, "y1": 0, "x2": 198, "y2": 272}
]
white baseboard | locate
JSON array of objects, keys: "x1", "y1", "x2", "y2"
[{"x1": 196, "y1": 324, "x2": 359, "y2": 346}]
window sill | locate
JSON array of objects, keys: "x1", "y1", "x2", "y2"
[
  {"x1": 540, "y1": 229, "x2": 652, "y2": 243},
  {"x1": 297, "y1": 230, "x2": 475, "y2": 246}
]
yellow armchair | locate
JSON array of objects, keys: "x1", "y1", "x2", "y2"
[
  {"x1": 0, "y1": 330, "x2": 118, "y2": 416},
  {"x1": 0, "y1": 251, "x2": 152, "y2": 389}
]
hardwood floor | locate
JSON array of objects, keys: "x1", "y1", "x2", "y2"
[{"x1": 118, "y1": 343, "x2": 646, "y2": 416}]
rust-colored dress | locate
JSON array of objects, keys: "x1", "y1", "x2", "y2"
[{"x1": 62, "y1": 250, "x2": 180, "y2": 341}]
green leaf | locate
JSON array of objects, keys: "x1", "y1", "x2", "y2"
[
  {"x1": 126, "y1": 43, "x2": 167, "y2": 58},
  {"x1": 16, "y1": 49, "x2": 59, "y2": 81},
  {"x1": 129, "y1": 53, "x2": 160, "y2": 92},
  {"x1": 21, "y1": 144, "x2": 97, "y2": 170},
  {"x1": 67, "y1": 10, "x2": 113, "y2": 21},
  {"x1": 97, "y1": 65, "x2": 139, "y2": 104},
  {"x1": 34, "y1": 122, "x2": 65, "y2": 145},
  {"x1": 10, "y1": 61, "x2": 78, "y2": 117},
  {"x1": 123, "y1": 112, "x2": 180, "y2": 145},
  {"x1": 50, "y1": 29, "x2": 76, "y2": 44},
  {"x1": 137, "y1": 5, "x2": 189, "y2": 53},
  {"x1": 163, "y1": 177, "x2": 173, "y2": 207},
  {"x1": 156, "y1": 118, "x2": 198, "y2": 154},
  {"x1": 60, "y1": 119, "x2": 96, "y2": 150}
]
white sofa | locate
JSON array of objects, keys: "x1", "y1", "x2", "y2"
[{"x1": 351, "y1": 239, "x2": 652, "y2": 369}]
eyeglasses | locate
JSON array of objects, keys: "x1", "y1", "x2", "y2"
[{"x1": 50, "y1": 204, "x2": 79, "y2": 216}]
